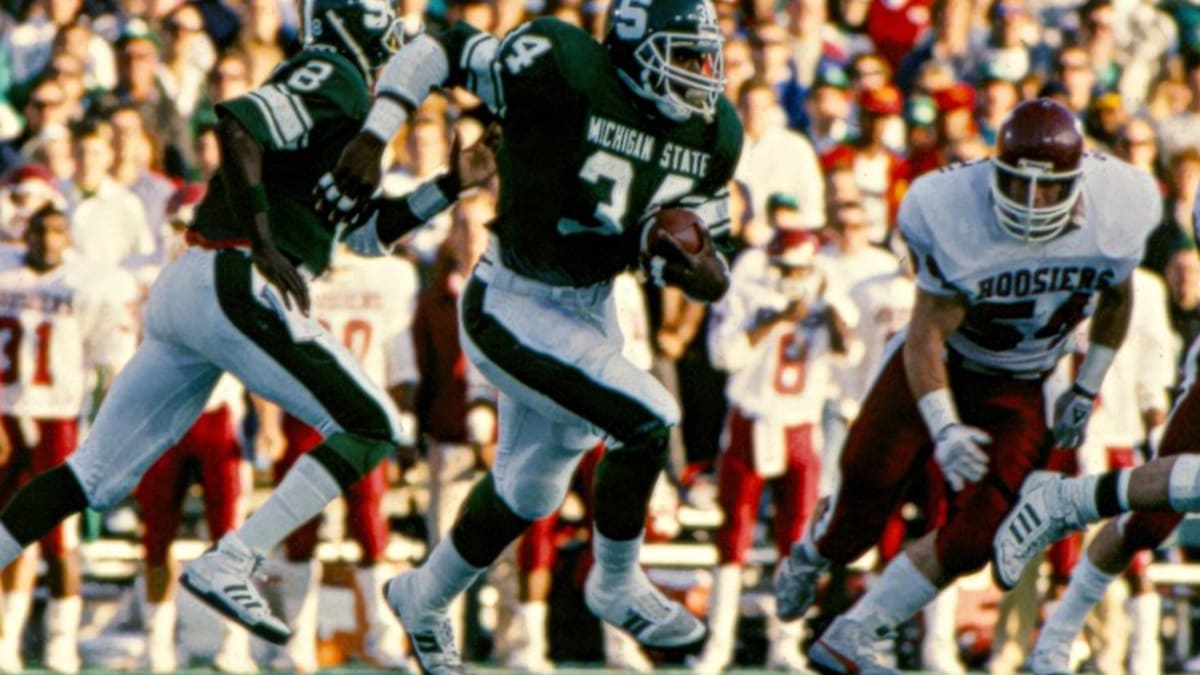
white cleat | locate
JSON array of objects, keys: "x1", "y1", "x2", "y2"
[
  {"x1": 774, "y1": 542, "x2": 828, "y2": 621},
  {"x1": 585, "y1": 567, "x2": 706, "y2": 653},
  {"x1": 383, "y1": 571, "x2": 467, "y2": 675},
  {"x1": 179, "y1": 534, "x2": 291, "y2": 645},
  {"x1": 992, "y1": 472, "x2": 1089, "y2": 590},
  {"x1": 808, "y1": 616, "x2": 900, "y2": 675}
]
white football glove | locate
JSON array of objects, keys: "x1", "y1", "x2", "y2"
[
  {"x1": 1052, "y1": 385, "x2": 1096, "y2": 450},
  {"x1": 933, "y1": 423, "x2": 992, "y2": 492}
]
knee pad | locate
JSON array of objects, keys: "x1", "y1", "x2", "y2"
[
  {"x1": 1168, "y1": 455, "x2": 1200, "y2": 512},
  {"x1": 607, "y1": 423, "x2": 671, "y2": 466}
]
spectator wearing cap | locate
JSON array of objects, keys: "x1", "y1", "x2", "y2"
[
  {"x1": 802, "y1": 66, "x2": 853, "y2": 154},
  {"x1": 64, "y1": 118, "x2": 155, "y2": 268},
  {"x1": 904, "y1": 94, "x2": 943, "y2": 176},
  {"x1": 734, "y1": 78, "x2": 827, "y2": 232},
  {"x1": 865, "y1": 0, "x2": 932, "y2": 72},
  {"x1": 976, "y1": 69, "x2": 1019, "y2": 146},
  {"x1": 1156, "y1": 57, "x2": 1200, "y2": 163},
  {"x1": 0, "y1": 163, "x2": 64, "y2": 242},
  {"x1": 96, "y1": 19, "x2": 195, "y2": 179},
  {"x1": 896, "y1": 0, "x2": 980, "y2": 93},
  {"x1": 821, "y1": 84, "x2": 910, "y2": 244}
]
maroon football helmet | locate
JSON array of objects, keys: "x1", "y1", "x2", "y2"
[{"x1": 990, "y1": 98, "x2": 1084, "y2": 241}]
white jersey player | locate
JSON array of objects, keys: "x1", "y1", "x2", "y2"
[
  {"x1": 0, "y1": 206, "x2": 137, "y2": 674},
  {"x1": 774, "y1": 99, "x2": 1160, "y2": 674},
  {"x1": 695, "y1": 228, "x2": 859, "y2": 674}
]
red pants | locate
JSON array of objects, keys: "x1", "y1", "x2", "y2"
[
  {"x1": 276, "y1": 415, "x2": 389, "y2": 563},
  {"x1": 0, "y1": 416, "x2": 77, "y2": 557},
  {"x1": 714, "y1": 410, "x2": 820, "y2": 564},
  {"x1": 815, "y1": 347, "x2": 1053, "y2": 579},
  {"x1": 135, "y1": 407, "x2": 242, "y2": 565}
]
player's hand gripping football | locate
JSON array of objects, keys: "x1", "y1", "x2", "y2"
[
  {"x1": 933, "y1": 423, "x2": 991, "y2": 491},
  {"x1": 1052, "y1": 385, "x2": 1096, "y2": 449},
  {"x1": 315, "y1": 131, "x2": 388, "y2": 226},
  {"x1": 644, "y1": 226, "x2": 730, "y2": 303}
]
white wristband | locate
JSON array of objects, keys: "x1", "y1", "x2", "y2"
[
  {"x1": 363, "y1": 97, "x2": 409, "y2": 143},
  {"x1": 1075, "y1": 344, "x2": 1116, "y2": 396},
  {"x1": 917, "y1": 388, "x2": 960, "y2": 437}
]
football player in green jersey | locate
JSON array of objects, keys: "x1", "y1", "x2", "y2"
[
  {"x1": 0, "y1": 0, "x2": 496, "y2": 647},
  {"x1": 289, "y1": 0, "x2": 744, "y2": 672}
]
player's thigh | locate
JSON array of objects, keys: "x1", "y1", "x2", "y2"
[
  {"x1": 491, "y1": 393, "x2": 599, "y2": 520},
  {"x1": 838, "y1": 346, "x2": 929, "y2": 488},
  {"x1": 175, "y1": 249, "x2": 401, "y2": 444},
  {"x1": 461, "y1": 278, "x2": 677, "y2": 445},
  {"x1": 68, "y1": 337, "x2": 222, "y2": 510}
]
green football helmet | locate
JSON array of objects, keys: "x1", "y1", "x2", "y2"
[
  {"x1": 604, "y1": 0, "x2": 725, "y2": 122},
  {"x1": 302, "y1": 0, "x2": 401, "y2": 79}
]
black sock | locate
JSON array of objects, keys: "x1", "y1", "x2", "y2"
[
  {"x1": 308, "y1": 444, "x2": 363, "y2": 492},
  {"x1": 593, "y1": 431, "x2": 670, "y2": 541},
  {"x1": 1095, "y1": 471, "x2": 1123, "y2": 518},
  {"x1": 1, "y1": 464, "x2": 89, "y2": 545},
  {"x1": 450, "y1": 473, "x2": 532, "y2": 567}
]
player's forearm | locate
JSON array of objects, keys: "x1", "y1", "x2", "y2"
[
  {"x1": 905, "y1": 291, "x2": 966, "y2": 435},
  {"x1": 363, "y1": 33, "x2": 451, "y2": 142},
  {"x1": 375, "y1": 173, "x2": 461, "y2": 244},
  {"x1": 1076, "y1": 279, "x2": 1132, "y2": 395},
  {"x1": 215, "y1": 114, "x2": 270, "y2": 243}
]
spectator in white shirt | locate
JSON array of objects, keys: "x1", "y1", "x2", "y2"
[
  {"x1": 64, "y1": 119, "x2": 154, "y2": 268},
  {"x1": 734, "y1": 78, "x2": 826, "y2": 230}
]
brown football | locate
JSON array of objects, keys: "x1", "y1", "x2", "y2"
[{"x1": 644, "y1": 208, "x2": 705, "y2": 256}]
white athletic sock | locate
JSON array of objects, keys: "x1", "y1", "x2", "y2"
[
  {"x1": 593, "y1": 528, "x2": 642, "y2": 588},
  {"x1": 0, "y1": 591, "x2": 31, "y2": 651},
  {"x1": 844, "y1": 553, "x2": 938, "y2": 634},
  {"x1": 414, "y1": 538, "x2": 485, "y2": 612},
  {"x1": 521, "y1": 601, "x2": 549, "y2": 659},
  {"x1": 238, "y1": 456, "x2": 342, "y2": 552},
  {"x1": 1039, "y1": 555, "x2": 1115, "y2": 648},
  {"x1": 0, "y1": 526, "x2": 21, "y2": 569}
]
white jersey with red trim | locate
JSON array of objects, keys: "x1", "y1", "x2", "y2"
[
  {"x1": 0, "y1": 249, "x2": 138, "y2": 418},
  {"x1": 901, "y1": 155, "x2": 1160, "y2": 374},
  {"x1": 308, "y1": 251, "x2": 418, "y2": 389},
  {"x1": 709, "y1": 250, "x2": 852, "y2": 426}
]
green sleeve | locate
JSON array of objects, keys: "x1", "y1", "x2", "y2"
[{"x1": 216, "y1": 52, "x2": 368, "y2": 151}]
